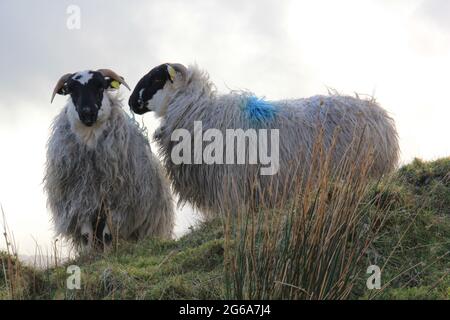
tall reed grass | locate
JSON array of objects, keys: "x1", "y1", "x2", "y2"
[{"x1": 224, "y1": 128, "x2": 392, "y2": 299}]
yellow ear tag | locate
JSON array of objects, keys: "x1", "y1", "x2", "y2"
[
  {"x1": 167, "y1": 65, "x2": 177, "y2": 82},
  {"x1": 110, "y1": 80, "x2": 120, "y2": 89}
]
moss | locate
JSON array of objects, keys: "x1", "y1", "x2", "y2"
[{"x1": 167, "y1": 240, "x2": 224, "y2": 274}]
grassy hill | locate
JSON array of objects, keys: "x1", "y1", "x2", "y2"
[{"x1": 1, "y1": 157, "x2": 449, "y2": 300}]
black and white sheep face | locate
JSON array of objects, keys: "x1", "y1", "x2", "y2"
[
  {"x1": 51, "y1": 69, "x2": 130, "y2": 127},
  {"x1": 61, "y1": 71, "x2": 113, "y2": 126},
  {"x1": 128, "y1": 63, "x2": 185, "y2": 117},
  {"x1": 67, "y1": 71, "x2": 111, "y2": 126}
]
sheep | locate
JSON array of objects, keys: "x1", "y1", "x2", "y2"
[
  {"x1": 44, "y1": 68, "x2": 174, "y2": 252},
  {"x1": 128, "y1": 63, "x2": 399, "y2": 217}
]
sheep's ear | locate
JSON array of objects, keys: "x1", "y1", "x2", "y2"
[
  {"x1": 166, "y1": 63, "x2": 187, "y2": 84},
  {"x1": 105, "y1": 77, "x2": 123, "y2": 90},
  {"x1": 51, "y1": 73, "x2": 72, "y2": 103},
  {"x1": 167, "y1": 65, "x2": 177, "y2": 83},
  {"x1": 57, "y1": 84, "x2": 70, "y2": 95},
  {"x1": 98, "y1": 69, "x2": 131, "y2": 90}
]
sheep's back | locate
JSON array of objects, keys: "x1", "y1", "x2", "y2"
[{"x1": 157, "y1": 92, "x2": 398, "y2": 217}]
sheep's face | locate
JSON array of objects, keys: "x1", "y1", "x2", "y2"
[
  {"x1": 129, "y1": 63, "x2": 185, "y2": 117},
  {"x1": 63, "y1": 71, "x2": 115, "y2": 126},
  {"x1": 52, "y1": 69, "x2": 129, "y2": 127}
]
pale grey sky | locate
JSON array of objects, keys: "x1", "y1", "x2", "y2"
[{"x1": 0, "y1": 0, "x2": 449, "y2": 255}]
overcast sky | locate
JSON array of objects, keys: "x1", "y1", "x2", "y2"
[{"x1": 0, "y1": 0, "x2": 449, "y2": 255}]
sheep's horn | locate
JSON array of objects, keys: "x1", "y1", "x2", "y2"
[
  {"x1": 168, "y1": 63, "x2": 188, "y2": 80},
  {"x1": 97, "y1": 68, "x2": 131, "y2": 91},
  {"x1": 51, "y1": 73, "x2": 73, "y2": 103}
]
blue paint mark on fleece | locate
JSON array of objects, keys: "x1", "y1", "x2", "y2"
[{"x1": 243, "y1": 96, "x2": 277, "y2": 124}]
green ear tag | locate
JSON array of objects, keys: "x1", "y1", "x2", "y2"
[
  {"x1": 167, "y1": 65, "x2": 177, "y2": 82},
  {"x1": 110, "y1": 80, "x2": 120, "y2": 89}
]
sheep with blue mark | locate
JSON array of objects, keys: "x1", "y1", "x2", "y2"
[
  {"x1": 129, "y1": 63, "x2": 399, "y2": 217},
  {"x1": 44, "y1": 69, "x2": 174, "y2": 253}
]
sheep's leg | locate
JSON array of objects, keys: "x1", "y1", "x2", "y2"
[
  {"x1": 80, "y1": 222, "x2": 94, "y2": 253},
  {"x1": 102, "y1": 224, "x2": 113, "y2": 253}
]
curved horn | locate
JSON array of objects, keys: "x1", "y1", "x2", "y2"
[
  {"x1": 168, "y1": 63, "x2": 188, "y2": 80},
  {"x1": 97, "y1": 68, "x2": 131, "y2": 91},
  {"x1": 51, "y1": 73, "x2": 72, "y2": 103}
]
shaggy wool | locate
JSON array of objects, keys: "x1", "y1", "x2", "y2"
[
  {"x1": 44, "y1": 94, "x2": 174, "y2": 246},
  {"x1": 154, "y1": 65, "x2": 399, "y2": 217}
]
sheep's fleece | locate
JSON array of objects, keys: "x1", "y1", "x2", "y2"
[
  {"x1": 44, "y1": 93, "x2": 174, "y2": 246},
  {"x1": 154, "y1": 65, "x2": 399, "y2": 217}
]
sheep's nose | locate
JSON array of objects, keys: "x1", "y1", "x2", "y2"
[
  {"x1": 83, "y1": 119, "x2": 95, "y2": 126},
  {"x1": 82, "y1": 107, "x2": 92, "y2": 114}
]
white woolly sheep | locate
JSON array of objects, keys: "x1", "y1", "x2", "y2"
[
  {"x1": 44, "y1": 69, "x2": 174, "y2": 252},
  {"x1": 128, "y1": 63, "x2": 399, "y2": 217}
]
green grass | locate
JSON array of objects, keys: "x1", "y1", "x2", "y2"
[
  {"x1": 1, "y1": 157, "x2": 449, "y2": 300},
  {"x1": 360, "y1": 157, "x2": 450, "y2": 299},
  {"x1": 1, "y1": 220, "x2": 225, "y2": 299}
]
